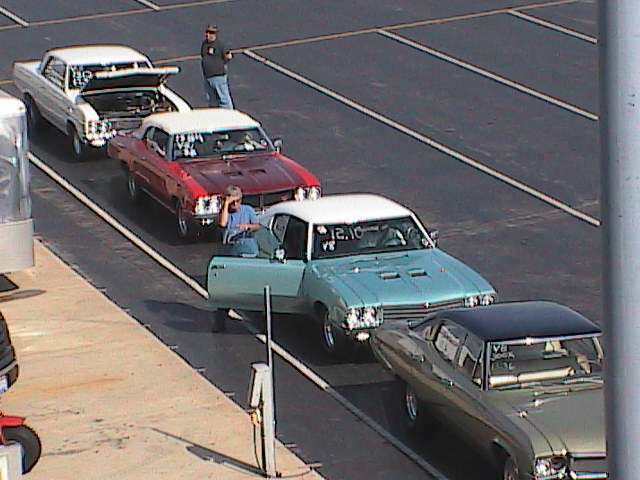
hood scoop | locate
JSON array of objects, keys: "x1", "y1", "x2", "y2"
[
  {"x1": 408, "y1": 269, "x2": 428, "y2": 278},
  {"x1": 378, "y1": 272, "x2": 401, "y2": 280},
  {"x1": 248, "y1": 169, "x2": 267, "y2": 175},
  {"x1": 226, "y1": 171, "x2": 244, "y2": 177}
]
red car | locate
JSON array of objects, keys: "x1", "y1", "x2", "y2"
[{"x1": 107, "y1": 108, "x2": 321, "y2": 240}]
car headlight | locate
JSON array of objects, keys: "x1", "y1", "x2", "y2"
[
  {"x1": 307, "y1": 186, "x2": 321, "y2": 200},
  {"x1": 480, "y1": 294, "x2": 496, "y2": 306},
  {"x1": 343, "y1": 307, "x2": 382, "y2": 330},
  {"x1": 294, "y1": 187, "x2": 306, "y2": 201},
  {"x1": 464, "y1": 295, "x2": 479, "y2": 307},
  {"x1": 534, "y1": 456, "x2": 568, "y2": 479},
  {"x1": 294, "y1": 186, "x2": 322, "y2": 201},
  {"x1": 193, "y1": 195, "x2": 220, "y2": 215},
  {"x1": 86, "y1": 119, "x2": 114, "y2": 140},
  {"x1": 345, "y1": 308, "x2": 360, "y2": 330}
]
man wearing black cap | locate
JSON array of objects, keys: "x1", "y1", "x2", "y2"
[{"x1": 201, "y1": 24, "x2": 234, "y2": 109}]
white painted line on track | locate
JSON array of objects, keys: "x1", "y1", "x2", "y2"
[
  {"x1": 28, "y1": 150, "x2": 450, "y2": 479},
  {"x1": 378, "y1": 29, "x2": 598, "y2": 121},
  {"x1": 236, "y1": 314, "x2": 449, "y2": 480},
  {"x1": 243, "y1": 49, "x2": 601, "y2": 228},
  {"x1": 508, "y1": 10, "x2": 597, "y2": 44},
  {"x1": 27, "y1": 152, "x2": 209, "y2": 299},
  {"x1": 134, "y1": 0, "x2": 161, "y2": 10},
  {"x1": 0, "y1": 6, "x2": 29, "y2": 27}
]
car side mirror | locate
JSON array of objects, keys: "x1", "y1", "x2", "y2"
[
  {"x1": 272, "y1": 138, "x2": 283, "y2": 152},
  {"x1": 429, "y1": 230, "x2": 439, "y2": 246},
  {"x1": 273, "y1": 246, "x2": 286, "y2": 263}
]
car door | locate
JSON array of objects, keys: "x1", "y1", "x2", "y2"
[
  {"x1": 207, "y1": 215, "x2": 307, "y2": 312},
  {"x1": 136, "y1": 127, "x2": 170, "y2": 199},
  {"x1": 39, "y1": 57, "x2": 68, "y2": 129}
]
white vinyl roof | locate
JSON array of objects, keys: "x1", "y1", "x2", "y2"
[
  {"x1": 0, "y1": 90, "x2": 25, "y2": 117},
  {"x1": 47, "y1": 45, "x2": 151, "y2": 66},
  {"x1": 143, "y1": 109, "x2": 261, "y2": 134},
  {"x1": 264, "y1": 194, "x2": 413, "y2": 225}
]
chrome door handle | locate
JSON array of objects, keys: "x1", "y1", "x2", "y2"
[{"x1": 210, "y1": 264, "x2": 227, "y2": 270}]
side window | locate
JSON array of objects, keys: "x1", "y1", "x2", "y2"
[
  {"x1": 457, "y1": 333, "x2": 483, "y2": 384},
  {"x1": 271, "y1": 215, "x2": 289, "y2": 242},
  {"x1": 152, "y1": 129, "x2": 169, "y2": 158},
  {"x1": 434, "y1": 320, "x2": 465, "y2": 364},
  {"x1": 144, "y1": 128, "x2": 168, "y2": 158},
  {"x1": 42, "y1": 58, "x2": 66, "y2": 89},
  {"x1": 282, "y1": 216, "x2": 308, "y2": 260}
]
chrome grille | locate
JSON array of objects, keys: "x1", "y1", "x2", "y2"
[
  {"x1": 571, "y1": 454, "x2": 607, "y2": 478},
  {"x1": 383, "y1": 299, "x2": 465, "y2": 322},
  {"x1": 244, "y1": 189, "x2": 295, "y2": 211}
]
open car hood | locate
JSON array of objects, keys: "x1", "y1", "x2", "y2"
[{"x1": 80, "y1": 66, "x2": 180, "y2": 93}]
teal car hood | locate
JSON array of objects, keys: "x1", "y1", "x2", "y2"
[
  {"x1": 493, "y1": 384, "x2": 605, "y2": 454},
  {"x1": 309, "y1": 249, "x2": 494, "y2": 307}
]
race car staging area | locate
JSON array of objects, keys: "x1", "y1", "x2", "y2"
[{"x1": 0, "y1": 1, "x2": 600, "y2": 479}]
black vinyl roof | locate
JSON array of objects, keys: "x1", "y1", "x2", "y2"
[{"x1": 436, "y1": 301, "x2": 601, "y2": 342}]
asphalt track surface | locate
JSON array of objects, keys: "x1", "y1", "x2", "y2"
[{"x1": 0, "y1": 1, "x2": 600, "y2": 479}]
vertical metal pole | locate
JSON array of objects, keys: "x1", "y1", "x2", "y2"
[
  {"x1": 600, "y1": 2, "x2": 640, "y2": 478},
  {"x1": 262, "y1": 285, "x2": 276, "y2": 477}
]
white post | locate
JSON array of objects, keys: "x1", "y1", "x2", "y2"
[{"x1": 600, "y1": 1, "x2": 640, "y2": 477}]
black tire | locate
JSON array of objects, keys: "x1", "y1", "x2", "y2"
[
  {"x1": 68, "y1": 124, "x2": 87, "y2": 160},
  {"x1": 4, "y1": 424, "x2": 42, "y2": 474},
  {"x1": 212, "y1": 309, "x2": 228, "y2": 333},
  {"x1": 502, "y1": 454, "x2": 520, "y2": 480},
  {"x1": 126, "y1": 170, "x2": 142, "y2": 203},
  {"x1": 24, "y1": 95, "x2": 43, "y2": 134},
  {"x1": 175, "y1": 200, "x2": 198, "y2": 242},
  {"x1": 318, "y1": 306, "x2": 348, "y2": 358}
]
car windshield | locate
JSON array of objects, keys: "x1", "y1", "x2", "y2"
[
  {"x1": 68, "y1": 62, "x2": 152, "y2": 89},
  {"x1": 312, "y1": 216, "x2": 433, "y2": 259},
  {"x1": 487, "y1": 335, "x2": 603, "y2": 390},
  {"x1": 172, "y1": 128, "x2": 271, "y2": 160}
]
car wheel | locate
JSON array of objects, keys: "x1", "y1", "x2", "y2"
[
  {"x1": 318, "y1": 306, "x2": 348, "y2": 358},
  {"x1": 176, "y1": 200, "x2": 197, "y2": 242},
  {"x1": 502, "y1": 455, "x2": 520, "y2": 480},
  {"x1": 3, "y1": 424, "x2": 42, "y2": 474},
  {"x1": 24, "y1": 95, "x2": 43, "y2": 134},
  {"x1": 68, "y1": 125, "x2": 87, "y2": 160},
  {"x1": 404, "y1": 382, "x2": 434, "y2": 433},
  {"x1": 126, "y1": 170, "x2": 142, "y2": 203}
]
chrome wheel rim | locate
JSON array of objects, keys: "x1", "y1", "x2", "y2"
[
  {"x1": 127, "y1": 174, "x2": 137, "y2": 199},
  {"x1": 405, "y1": 384, "x2": 419, "y2": 422},
  {"x1": 177, "y1": 206, "x2": 188, "y2": 237},
  {"x1": 322, "y1": 316, "x2": 336, "y2": 349},
  {"x1": 503, "y1": 457, "x2": 518, "y2": 480},
  {"x1": 72, "y1": 130, "x2": 82, "y2": 156}
]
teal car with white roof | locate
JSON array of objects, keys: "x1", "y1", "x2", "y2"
[{"x1": 207, "y1": 193, "x2": 497, "y2": 354}]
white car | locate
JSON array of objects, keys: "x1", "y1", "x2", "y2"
[{"x1": 13, "y1": 45, "x2": 191, "y2": 159}]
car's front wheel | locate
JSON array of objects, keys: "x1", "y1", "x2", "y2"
[
  {"x1": 502, "y1": 455, "x2": 520, "y2": 480},
  {"x1": 126, "y1": 170, "x2": 142, "y2": 203},
  {"x1": 176, "y1": 200, "x2": 198, "y2": 242},
  {"x1": 68, "y1": 124, "x2": 86, "y2": 160},
  {"x1": 318, "y1": 306, "x2": 348, "y2": 358},
  {"x1": 404, "y1": 382, "x2": 434, "y2": 433}
]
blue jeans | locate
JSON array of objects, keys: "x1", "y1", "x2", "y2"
[{"x1": 204, "y1": 75, "x2": 234, "y2": 109}]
